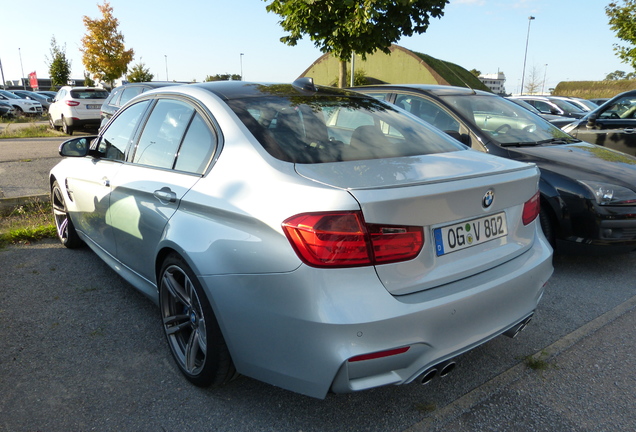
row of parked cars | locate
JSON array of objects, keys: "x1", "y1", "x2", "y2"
[
  {"x1": 0, "y1": 89, "x2": 48, "y2": 117},
  {"x1": 47, "y1": 78, "x2": 636, "y2": 399}
]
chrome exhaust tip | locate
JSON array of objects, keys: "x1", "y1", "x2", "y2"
[
  {"x1": 419, "y1": 368, "x2": 438, "y2": 385},
  {"x1": 503, "y1": 313, "x2": 534, "y2": 338},
  {"x1": 438, "y1": 360, "x2": 456, "y2": 377}
]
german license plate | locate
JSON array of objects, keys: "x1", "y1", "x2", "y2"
[
  {"x1": 86, "y1": 104, "x2": 100, "y2": 109},
  {"x1": 434, "y1": 212, "x2": 507, "y2": 256}
]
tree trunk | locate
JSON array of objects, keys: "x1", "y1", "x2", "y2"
[{"x1": 338, "y1": 60, "x2": 347, "y2": 88}]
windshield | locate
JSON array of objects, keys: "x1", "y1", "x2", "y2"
[
  {"x1": 228, "y1": 95, "x2": 466, "y2": 163},
  {"x1": 440, "y1": 94, "x2": 574, "y2": 145},
  {"x1": 572, "y1": 99, "x2": 598, "y2": 111},
  {"x1": 550, "y1": 98, "x2": 584, "y2": 113},
  {"x1": 0, "y1": 91, "x2": 20, "y2": 100}
]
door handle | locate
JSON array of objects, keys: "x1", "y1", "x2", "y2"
[
  {"x1": 101, "y1": 177, "x2": 110, "y2": 187},
  {"x1": 154, "y1": 188, "x2": 177, "y2": 203},
  {"x1": 623, "y1": 128, "x2": 636, "y2": 134}
]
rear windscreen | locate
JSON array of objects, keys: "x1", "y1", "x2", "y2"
[
  {"x1": 227, "y1": 95, "x2": 465, "y2": 164},
  {"x1": 70, "y1": 90, "x2": 110, "y2": 100}
]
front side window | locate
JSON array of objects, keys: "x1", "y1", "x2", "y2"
[
  {"x1": 228, "y1": 95, "x2": 465, "y2": 164},
  {"x1": 395, "y1": 94, "x2": 460, "y2": 133},
  {"x1": 598, "y1": 96, "x2": 636, "y2": 119},
  {"x1": 132, "y1": 99, "x2": 195, "y2": 169},
  {"x1": 98, "y1": 100, "x2": 151, "y2": 160},
  {"x1": 439, "y1": 94, "x2": 573, "y2": 145}
]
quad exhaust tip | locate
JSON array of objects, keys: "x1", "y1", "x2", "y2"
[
  {"x1": 503, "y1": 313, "x2": 535, "y2": 339},
  {"x1": 419, "y1": 360, "x2": 456, "y2": 385}
]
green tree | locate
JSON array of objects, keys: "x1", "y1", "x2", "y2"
[
  {"x1": 332, "y1": 68, "x2": 368, "y2": 87},
  {"x1": 606, "y1": 1, "x2": 636, "y2": 71},
  {"x1": 264, "y1": 0, "x2": 448, "y2": 87},
  {"x1": 84, "y1": 72, "x2": 95, "y2": 87},
  {"x1": 80, "y1": 1, "x2": 134, "y2": 87},
  {"x1": 127, "y1": 61, "x2": 154, "y2": 82},
  {"x1": 46, "y1": 36, "x2": 72, "y2": 88},
  {"x1": 604, "y1": 69, "x2": 636, "y2": 80},
  {"x1": 469, "y1": 69, "x2": 481, "y2": 77},
  {"x1": 204, "y1": 74, "x2": 241, "y2": 81}
]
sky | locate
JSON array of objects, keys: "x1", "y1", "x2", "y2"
[{"x1": 0, "y1": 0, "x2": 627, "y2": 94}]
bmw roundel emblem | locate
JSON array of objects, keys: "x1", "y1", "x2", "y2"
[{"x1": 483, "y1": 189, "x2": 494, "y2": 208}]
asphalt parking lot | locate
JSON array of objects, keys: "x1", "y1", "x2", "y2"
[{"x1": 1, "y1": 136, "x2": 636, "y2": 431}]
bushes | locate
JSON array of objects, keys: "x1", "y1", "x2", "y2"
[{"x1": 553, "y1": 80, "x2": 636, "y2": 99}]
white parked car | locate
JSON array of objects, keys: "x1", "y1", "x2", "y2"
[
  {"x1": 50, "y1": 79, "x2": 553, "y2": 398},
  {"x1": 48, "y1": 86, "x2": 110, "y2": 135},
  {"x1": 0, "y1": 90, "x2": 43, "y2": 115}
]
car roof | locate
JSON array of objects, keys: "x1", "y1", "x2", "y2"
[
  {"x1": 118, "y1": 81, "x2": 184, "y2": 89},
  {"x1": 353, "y1": 84, "x2": 494, "y2": 97},
  {"x1": 177, "y1": 79, "x2": 365, "y2": 101}
]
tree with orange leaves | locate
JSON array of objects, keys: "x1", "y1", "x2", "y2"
[{"x1": 80, "y1": 1, "x2": 134, "y2": 87}]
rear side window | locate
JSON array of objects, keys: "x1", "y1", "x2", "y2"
[
  {"x1": 174, "y1": 113, "x2": 215, "y2": 174},
  {"x1": 228, "y1": 95, "x2": 464, "y2": 164},
  {"x1": 133, "y1": 99, "x2": 195, "y2": 169}
]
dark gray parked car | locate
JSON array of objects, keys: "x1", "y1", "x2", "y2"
[
  {"x1": 100, "y1": 82, "x2": 182, "y2": 127},
  {"x1": 563, "y1": 89, "x2": 636, "y2": 157},
  {"x1": 10, "y1": 90, "x2": 52, "y2": 112}
]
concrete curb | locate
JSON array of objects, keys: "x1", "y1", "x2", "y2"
[{"x1": 404, "y1": 293, "x2": 636, "y2": 430}]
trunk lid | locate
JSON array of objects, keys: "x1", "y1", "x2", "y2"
[{"x1": 296, "y1": 150, "x2": 541, "y2": 295}]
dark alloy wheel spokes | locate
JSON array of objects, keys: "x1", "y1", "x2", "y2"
[{"x1": 162, "y1": 265, "x2": 207, "y2": 375}]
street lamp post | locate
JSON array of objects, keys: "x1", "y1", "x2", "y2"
[
  {"x1": 240, "y1": 53, "x2": 244, "y2": 81},
  {"x1": 541, "y1": 64, "x2": 548, "y2": 95},
  {"x1": 520, "y1": 16, "x2": 535, "y2": 95},
  {"x1": 164, "y1": 55, "x2": 169, "y2": 81},
  {"x1": 19, "y1": 48, "x2": 26, "y2": 89},
  {"x1": 0, "y1": 56, "x2": 6, "y2": 90}
]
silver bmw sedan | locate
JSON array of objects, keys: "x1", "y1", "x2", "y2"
[{"x1": 50, "y1": 78, "x2": 553, "y2": 399}]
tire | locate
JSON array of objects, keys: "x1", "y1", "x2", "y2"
[
  {"x1": 61, "y1": 116, "x2": 74, "y2": 135},
  {"x1": 51, "y1": 180, "x2": 83, "y2": 248},
  {"x1": 13, "y1": 106, "x2": 23, "y2": 116},
  {"x1": 539, "y1": 207, "x2": 555, "y2": 249},
  {"x1": 159, "y1": 253, "x2": 235, "y2": 387},
  {"x1": 49, "y1": 113, "x2": 60, "y2": 131}
]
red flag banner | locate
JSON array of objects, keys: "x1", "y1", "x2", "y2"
[{"x1": 29, "y1": 72, "x2": 38, "y2": 90}]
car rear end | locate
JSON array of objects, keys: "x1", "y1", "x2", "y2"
[
  {"x1": 166, "y1": 82, "x2": 554, "y2": 398},
  {"x1": 66, "y1": 88, "x2": 110, "y2": 129}
]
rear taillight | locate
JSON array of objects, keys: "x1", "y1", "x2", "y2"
[
  {"x1": 282, "y1": 211, "x2": 424, "y2": 268},
  {"x1": 65, "y1": 100, "x2": 80, "y2": 106},
  {"x1": 522, "y1": 191, "x2": 540, "y2": 225}
]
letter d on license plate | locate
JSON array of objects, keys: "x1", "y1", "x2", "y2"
[{"x1": 434, "y1": 212, "x2": 507, "y2": 256}]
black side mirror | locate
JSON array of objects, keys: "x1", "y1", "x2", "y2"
[
  {"x1": 586, "y1": 114, "x2": 597, "y2": 128},
  {"x1": 59, "y1": 136, "x2": 96, "y2": 157}
]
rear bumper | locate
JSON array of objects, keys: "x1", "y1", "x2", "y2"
[
  {"x1": 200, "y1": 230, "x2": 553, "y2": 399},
  {"x1": 66, "y1": 117, "x2": 101, "y2": 128}
]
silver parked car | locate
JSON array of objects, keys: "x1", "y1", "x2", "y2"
[{"x1": 50, "y1": 79, "x2": 553, "y2": 398}]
